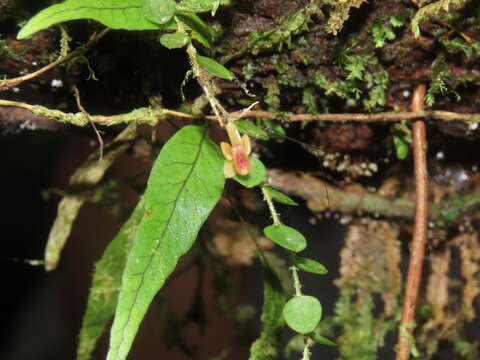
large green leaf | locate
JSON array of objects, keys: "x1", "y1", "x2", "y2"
[
  {"x1": 18, "y1": 0, "x2": 175, "y2": 39},
  {"x1": 77, "y1": 198, "x2": 146, "y2": 360},
  {"x1": 106, "y1": 125, "x2": 225, "y2": 360},
  {"x1": 249, "y1": 262, "x2": 286, "y2": 360}
]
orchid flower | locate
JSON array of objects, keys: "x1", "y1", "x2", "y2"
[{"x1": 220, "y1": 122, "x2": 251, "y2": 178}]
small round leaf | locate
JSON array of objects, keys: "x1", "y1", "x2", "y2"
[
  {"x1": 233, "y1": 157, "x2": 266, "y2": 188},
  {"x1": 159, "y1": 32, "x2": 189, "y2": 49},
  {"x1": 283, "y1": 295, "x2": 322, "y2": 334},
  {"x1": 291, "y1": 255, "x2": 328, "y2": 275},
  {"x1": 263, "y1": 225, "x2": 306, "y2": 252}
]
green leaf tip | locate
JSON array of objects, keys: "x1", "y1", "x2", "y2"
[
  {"x1": 17, "y1": 0, "x2": 173, "y2": 40},
  {"x1": 106, "y1": 125, "x2": 224, "y2": 360},
  {"x1": 283, "y1": 295, "x2": 322, "y2": 334}
]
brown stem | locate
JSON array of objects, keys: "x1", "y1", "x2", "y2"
[
  {"x1": 0, "y1": 28, "x2": 110, "y2": 92},
  {"x1": 396, "y1": 84, "x2": 428, "y2": 360}
]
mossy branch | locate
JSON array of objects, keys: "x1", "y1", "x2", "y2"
[{"x1": 1, "y1": 99, "x2": 480, "y2": 129}]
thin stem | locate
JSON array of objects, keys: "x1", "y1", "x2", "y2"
[
  {"x1": 261, "y1": 186, "x2": 281, "y2": 225},
  {"x1": 290, "y1": 265, "x2": 302, "y2": 296},
  {"x1": 71, "y1": 85, "x2": 104, "y2": 159},
  {"x1": 176, "y1": 17, "x2": 229, "y2": 125},
  {"x1": 396, "y1": 84, "x2": 429, "y2": 360},
  {"x1": 301, "y1": 339, "x2": 311, "y2": 360}
]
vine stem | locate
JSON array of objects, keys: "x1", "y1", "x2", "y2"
[
  {"x1": 290, "y1": 265, "x2": 302, "y2": 296},
  {"x1": 261, "y1": 186, "x2": 281, "y2": 226},
  {"x1": 175, "y1": 17, "x2": 229, "y2": 125},
  {"x1": 395, "y1": 84, "x2": 429, "y2": 360},
  {"x1": 301, "y1": 340, "x2": 311, "y2": 360}
]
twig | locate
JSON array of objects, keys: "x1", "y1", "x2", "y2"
[
  {"x1": 1, "y1": 99, "x2": 480, "y2": 128},
  {"x1": 396, "y1": 84, "x2": 428, "y2": 360},
  {"x1": 71, "y1": 85, "x2": 104, "y2": 159},
  {"x1": 0, "y1": 28, "x2": 110, "y2": 92}
]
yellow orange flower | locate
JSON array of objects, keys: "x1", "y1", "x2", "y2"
[{"x1": 220, "y1": 122, "x2": 251, "y2": 178}]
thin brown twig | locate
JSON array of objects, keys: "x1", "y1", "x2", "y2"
[
  {"x1": 396, "y1": 84, "x2": 429, "y2": 360},
  {"x1": 0, "y1": 98, "x2": 480, "y2": 128},
  {"x1": 71, "y1": 85, "x2": 104, "y2": 159},
  {"x1": 0, "y1": 28, "x2": 110, "y2": 92}
]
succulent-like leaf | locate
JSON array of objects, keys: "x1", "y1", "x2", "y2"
[
  {"x1": 159, "y1": 31, "x2": 189, "y2": 49},
  {"x1": 263, "y1": 225, "x2": 307, "y2": 253},
  {"x1": 283, "y1": 295, "x2": 322, "y2": 334},
  {"x1": 291, "y1": 255, "x2": 328, "y2": 275}
]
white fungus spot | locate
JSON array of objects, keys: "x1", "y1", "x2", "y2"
[
  {"x1": 402, "y1": 90, "x2": 410, "y2": 98},
  {"x1": 436, "y1": 151, "x2": 445, "y2": 160},
  {"x1": 12, "y1": 87, "x2": 20, "y2": 93},
  {"x1": 469, "y1": 122, "x2": 479, "y2": 130},
  {"x1": 51, "y1": 79, "x2": 63, "y2": 88}
]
